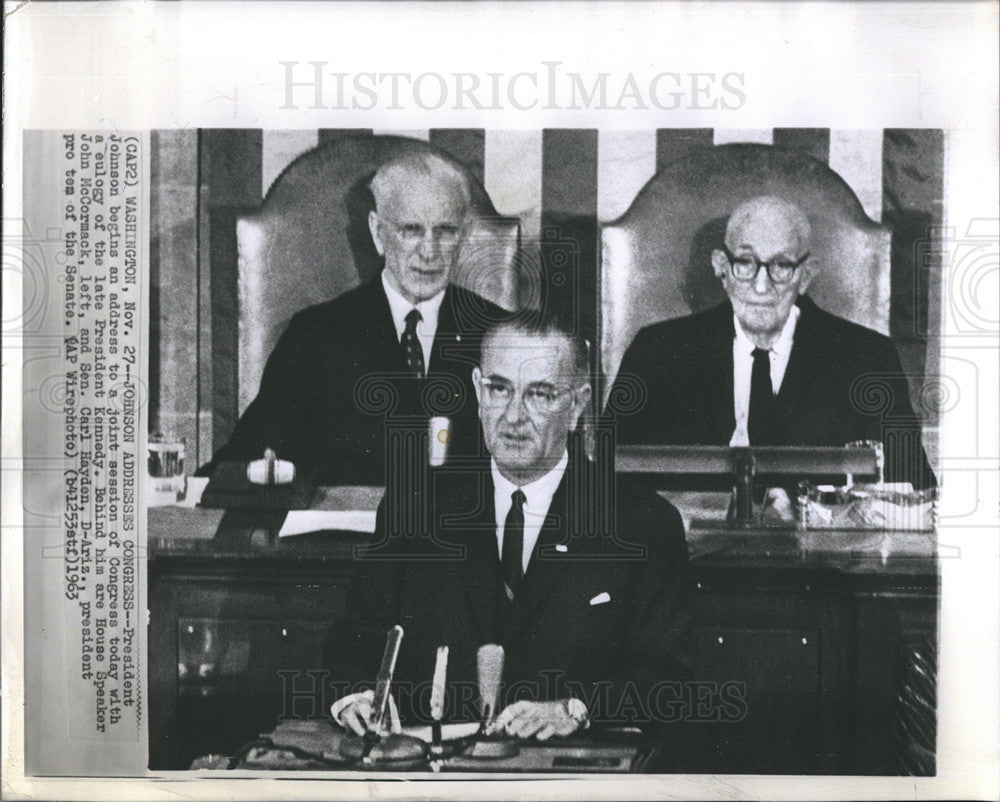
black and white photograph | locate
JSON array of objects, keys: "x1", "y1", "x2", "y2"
[
  {"x1": 4, "y1": 2, "x2": 998, "y2": 800},
  {"x1": 144, "y1": 126, "x2": 943, "y2": 776}
]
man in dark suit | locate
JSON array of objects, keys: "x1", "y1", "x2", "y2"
[
  {"x1": 201, "y1": 152, "x2": 508, "y2": 485},
  {"x1": 608, "y1": 195, "x2": 934, "y2": 489},
  {"x1": 328, "y1": 318, "x2": 692, "y2": 738}
]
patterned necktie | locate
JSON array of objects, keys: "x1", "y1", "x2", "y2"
[
  {"x1": 401, "y1": 308, "x2": 425, "y2": 379},
  {"x1": 501, "y1": 489, "x2": 526, "y2": 602},
  {"x1": 748, "y1": 347, "x2": 775, "y2": 446}
]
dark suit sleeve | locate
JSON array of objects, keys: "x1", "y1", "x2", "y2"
[
  {"x1": 866, "y1": 338, "x2": 936, "y2": 490},
  {"x1": 323, "y1": 497, "x2": 403, "y2": 694},
  {"x1": 196, "y1": 313, "x2": 313, "y2": 475},
  {"x1": 606, "y1": 327, "x2": 661, "y2": 446},
  {"x1": 589, "y1": 494, "x2": 693, "y2": 732}
]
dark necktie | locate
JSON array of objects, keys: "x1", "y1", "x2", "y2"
[
  {"x1": 401, "y1": 308, "x2": 425, "y2": 379},
  {"x1": 748, "y1": 347, "x2": 775, "y2": 446},
  {"x1": 501, "y1": 489, "x2": 526, "y2": 602}
]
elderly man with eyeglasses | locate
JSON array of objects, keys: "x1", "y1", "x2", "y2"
[
  {"x1": 200, "y1": 150, "x2": 509, "y2": 485},
  {"x1": 326, "y1": 316, "x2": 692, "y2": 740},
  {"x1": 609, "y1": 195, "x2": 934, "y2": 489}
]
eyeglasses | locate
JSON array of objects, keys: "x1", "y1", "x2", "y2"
[
  {"x1": 378, "y1": 215, "x2": 463, "y2": 247},
  {"x1": 478, "y1": 377, "x2": 578, "y2": 415},
  {"x1": 723, "y1": 246, "x2": 810, "y2": 284}
]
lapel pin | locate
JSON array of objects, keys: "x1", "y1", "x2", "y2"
[{"x1": 555, "y1": 544, "x2": 568, "y2": 553}]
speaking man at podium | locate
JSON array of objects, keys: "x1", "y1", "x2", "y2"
[
  {"x1": 326, "y1": 316, "x2": 692, "y2": 738},
  {"x1": 609, "y1": 195, "x2": 935, "y2": 490},
  {"x1": 199, "y1": 151, "x2": 507, "y2": 485}
]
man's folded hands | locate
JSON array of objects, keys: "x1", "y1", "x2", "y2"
[{"x1": 490, "y1": 699, "x2": 588, "y2": 741}]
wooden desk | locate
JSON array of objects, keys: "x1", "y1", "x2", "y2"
[
  {"x1": 216, "y1": 720, "x2": 657, "y2": 773},
  {"x1": 147, "y1": 490, "x2": 937, "y2": 774}
]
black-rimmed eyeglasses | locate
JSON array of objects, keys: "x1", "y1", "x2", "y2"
[{"x1": 723, "y1": 246, "x2": 810, "y2": 284}]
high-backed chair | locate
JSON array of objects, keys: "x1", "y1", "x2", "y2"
[
  {"x1": 236, "y1": 135, "x2": 521, "y2": 415},
  {"x1": 600, "y1": 143, "x2": 891, "y2": 404}
]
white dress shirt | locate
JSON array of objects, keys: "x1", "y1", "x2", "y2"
[
  {"x1": 381, "y1": 271, "x2": 445, "y2": 370},
  {"x1": 491, "y1": 451, "x2": 569, "y2": 574},
  {"x1": 729, "y1": 305, "x2": 800, "y2": 446}
]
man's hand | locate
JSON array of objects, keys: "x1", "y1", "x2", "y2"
[
  {"x1": 330, "y1": 690, "x2": 401, "y2": 736},
  {"x1": 491, "y1": 699, "x2": 587, "y2": 741}
]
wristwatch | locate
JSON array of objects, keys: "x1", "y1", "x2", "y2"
[{"x1": 563, "y1": 697, "x2": 590, "y2": 729}]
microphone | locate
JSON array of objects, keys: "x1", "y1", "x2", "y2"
[
  {"x1": 363, "y1": 624, "x2": 403, "y2": 759},
  {"x1": 477, "y1": 643, "x2": 504, "y2": 731},
  {"x1": 339, "y1": 624, "x2": 427, "y2": 767},
  {"x1": 340, "y1": 624, "x2": 427, "y2": 768},
  {"x1": 464, "y1": 643, "x2": 519, "y2": 758},
  {"x1": 430, "y1": 645, "x2": 449, "y2": 754}
]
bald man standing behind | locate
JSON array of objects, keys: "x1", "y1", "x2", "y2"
[{"x1": 609, "y1": 195, "x2": 934, "y2": 489}]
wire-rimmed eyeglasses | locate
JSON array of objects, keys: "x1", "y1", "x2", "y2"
[
  {"x1": 377, "y1": 214, "x2": 463, "y2": 247},
  {"x1": 477, "y1": 377, "x2": 579, "y2": 415}
]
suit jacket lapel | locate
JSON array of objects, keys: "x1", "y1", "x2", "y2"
[
  {"x1": 774, "y1": 296, "x2": 827, "y2": 433},
  {"x1": 455, "y1": 469, "x2": 502, "y2": 644},
  {"x1": 701, "y1": 302, "x2": 736, "y2": 442},
  {"x1": 358, "y1": 278, "x2": 408, "y2": 371},
  {"x1": 428, "y1": 285, "x2": 469, "y2": 377}
]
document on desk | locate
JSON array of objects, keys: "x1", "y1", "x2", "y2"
[{"x1": 278, "y1": 509, "x2": 378, "y2": 536}]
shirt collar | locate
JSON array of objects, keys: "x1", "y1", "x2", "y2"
[
  {"x1": 733, "y1": 303, "x2": 800, "y2": 356},
  {"x1": 491, "y1": 451, "x2": 569, "y2": 510},
  {"x1": 381, "y1": 271, "x2": 446, "y2": 338}
]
